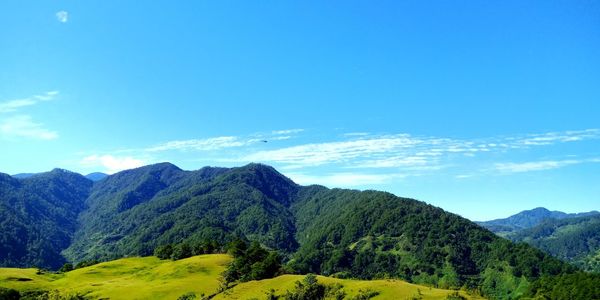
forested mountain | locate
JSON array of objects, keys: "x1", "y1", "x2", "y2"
[
  {"x1": 10, "y1": 173, "x2": 36, "y2": 179},
  {"x1": 0, "y1": 170, "x2": 92, "y2": 269},
  {"x1": 0, "y1": 163, "x2": 594, "y2": 298},
  {"x1": 507, "y1": 214, "x2": 600, "y2": 273},
  {"x1": 477, "y1": 207, "x2": 599, "y2": 235},
  {"x1": 84, "y1": 172, "x2": 108, "y2": 181}
]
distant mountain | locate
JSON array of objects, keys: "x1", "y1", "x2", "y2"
[
  {"x1": 507, "y1": 214, "x2": 600, "y2": 273},
  {"x1": 85, "y1": 172, "x2": 108, "y2": 181},
  {"x1": 0, "y1": 163, "x2": 583, "y2": 299},
  {"x1": 477, "y1": 207, "x2": 600, "y2": 235},
  {"x1": 11, "y1": 173, "x2": 36, "y2": 179}
]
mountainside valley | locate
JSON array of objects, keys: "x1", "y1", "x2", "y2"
[
  {"x1": 479, "y1": 208, "x2": 600, "y2": 273},
  {"x1": 1, "y1": 163, "x2": 599, "y2": 299}
]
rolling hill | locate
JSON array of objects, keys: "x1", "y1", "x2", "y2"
[
  {"x1": 0, "y1": 254, "x2": 481, "y2": 300},
  {"x1": 0, "y1": 163, "x2": 593, "y2": 299}
]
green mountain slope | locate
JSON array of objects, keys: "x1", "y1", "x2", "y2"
[
  {"x1": 0, "y1": 163, "x2": 590, "y2": 299},
  {"x1": 507, "y1": 214, "x2": 600, "y2": 273},
  {"x1": 476, "y1": 207, "x2": 599, "y2": 235},
  {"x1": 0, "y1": 170, "x2": 92, "y2": 269},
  {"x1": 64, "y1": 163, "x2": 298, "y2": 263}
]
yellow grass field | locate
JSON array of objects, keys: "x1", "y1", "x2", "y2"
[
  {"x1": 215, "y1": 275, "x2": 483, "y2": 300},
  {"x1": 0, "y1": 254, "x2": 483, "y2": 300}
]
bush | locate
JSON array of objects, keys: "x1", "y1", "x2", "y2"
[
  {"x1": 154, "y1": 244, "x2": 174, "y2": 260},
  {"x1": 0, "y1": 288, "x2": 20, "y2": 300},
  {"x1": 284, "y1": 274, "x2": 326, "y2": 300},
  {"x1": 59, "y1": 263, "x2": 73, "y2": 273}
]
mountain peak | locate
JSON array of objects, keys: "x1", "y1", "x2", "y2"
[{"x1": 220, "y1": 163, "x2": 299, "y2": 206}]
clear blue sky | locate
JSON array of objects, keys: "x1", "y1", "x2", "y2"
[{"x1": 1, "y1": 1, "x2": 599, "y2": 220}]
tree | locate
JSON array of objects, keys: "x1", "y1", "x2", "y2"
[
  {"x1": 59, "y1": 263, "x2": 73, "y2": 273},
  {"x1": 154, "y1": 244, "x2": 173, "y2": 260}
]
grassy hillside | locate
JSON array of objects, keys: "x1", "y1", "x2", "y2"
[
  {"x1": 0, "y1": 254, "x2": 478, "y2": 300},
  {"x1": 0, "y1": 254, "x2": 229, "y2": 299},
  {"x1": 215, "y1": 274, "x2": 483, "y2": 300}
]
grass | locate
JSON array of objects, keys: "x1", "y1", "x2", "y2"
[
  {"x1": 0, "y1": 254, "x2": 230, "y2": 299},
  {"x1": 0, "y1": 254, "x2": 483, "y2": 299},
  {"x1": 214, "y1": 274, "x2": 483, "y2": 300}
]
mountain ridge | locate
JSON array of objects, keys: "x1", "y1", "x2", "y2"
[
  {"x1": 476, "y1": 207, "x2": 600, "y2": 234},
  {"x1": 0, "y1": 162, "x2": 583, "y2": 298}
]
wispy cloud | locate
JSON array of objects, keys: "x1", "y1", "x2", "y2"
[
  {"x1": 56, "y1": 11, "x2": 68, "y2": 23},
  {"x1": 512, "y1": 129, "x2": 600, "y2": 146},
  {"x1": 495, "y1": 160, "x2": 580, "y2": 173},
  {"x1": 0, "y1": 115, "x2": 58, "y2": 140},
  {"x1": 81, "y1": 154, "x2": 145, "y2": 174},
  {"x1": 494, "y1": 157, "x2": 600, "y2": 173},
  {"x1": 0, "y1": 91, "x2": 58, "y2": 113},
  {"x1": 146, "y1": 129, "x2": 304, "y2": 152},
  {"x1": 243, "y1": 134, "x2": 425, "y2": 167},
  {"x1": 147, "y1": 136, "x2": 247, "y2": 152},
  {"x1": 75, "y1": 128, "x2": 600, "y2": 179},
  {"x1": 271, "y1": 129, "x2": 304, "y2": 135},
  {"x1": 286, "y1": 172, "x2": 402, "y2": 187},
  {"x1": 0, "y1": 91, "x2": 60, "y2": 141},
  {"x1": 238, "y1": 129, "x2": 600, "y2": 173}
]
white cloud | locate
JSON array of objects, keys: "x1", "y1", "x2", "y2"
[
  {"x1": 147, "y1": 136, "x2": 248, "y2": 152},
  {"x1": 0, "y1": 115, "x2": 58, "y2": 140},
  {"x1": 0, "y1": 91, "x2": 59, "y2": 140},
  {"x1": 495, "y1": 160, "x2": 581, "y2": 173},
  {"x1": 56, "y1": 11, "x2": 68, "y2": 23},
  {"x1": 272, "y1": 129, "x2": 304, "y2": 135},
  {"x1": 514, "y1": 129, "x2": 600, "y2": 146},
  {"x1": 146, "y1": 129, "x2": 305, "y2": 152},
  {"x1": 344, "y1": 132, "x2": 370, "y2": 137},
  {"x1": 243, "y1": 134, "x2": 425, "y2": 167},
  {"x1": 286, "y1": 172, "x2": 401, "y2": 187},
  {"x1": 81, "y1": 154, "x2": 145, "y2": 174},
  {"x1": 0, "y1": 91, "x2": 58, "y2": 113}
]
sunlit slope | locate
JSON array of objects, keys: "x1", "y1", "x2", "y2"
[
  {"x1": 0, "y1": 254, "x2": 231, "y2": 299},
  {"x1": 214, "y1": 274, "x2": 483, "y2": 300},
  {"x1": 1, "y1": 254, "x2": 482, "y2": 299}
]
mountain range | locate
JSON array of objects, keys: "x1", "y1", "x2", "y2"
[
  {"x1": 478, "y1": 207, "x2": 600, "y2": 273},
  {"x1": 477, "y1": 207, "x2": 600, "y2": 235},
  {"x1": 0, "y1": 163, "x2": 592, "y2": 299}
]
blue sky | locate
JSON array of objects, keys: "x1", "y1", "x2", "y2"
[{"x1": 1, "y1": 1, "x2": 599, "y2": 220}]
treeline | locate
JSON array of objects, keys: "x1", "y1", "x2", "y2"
[
  {"x1": 525, "y1": 272, "x2": 600, "y2": 300},
  {"x1": 154, "y1": 239, "x2": 223, "y2": 261},
  {"x1": 0, "y1": 288, "x2": 86, "y2": 300},
  {"x1": 59, "y1": 260, "x2": 100, "y2": 273}
]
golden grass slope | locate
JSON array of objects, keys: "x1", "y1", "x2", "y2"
[
  {"x1": 0, "y1": 254, "x2": 483, "y2": 299},
  {"x1": 0, "y1": 254, "x2": 230, "y2": 299},
  {"x1": 214, "y1": 274, "x2": 483, "y2": 300}
]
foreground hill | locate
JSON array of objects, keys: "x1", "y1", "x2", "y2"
[
  {"x1": 507, "y1": 214, "x2": 600, "y2": 273},
  {"x1": 0, "y1": 254, "x2": 479, "y2": 300},
  {"x1": 476, "y1": 207, "x2": 599, "y2": 236},
  {"x1": 0, "y1": 163, "x2": 592, "y2": 298}
]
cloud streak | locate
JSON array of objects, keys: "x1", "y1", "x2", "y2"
[
  {"x1": 0, "y1": 91, "x2": 60, "y2": 140},
  {"x1": 146, "y1": 129, "x2": 304, "y2": 152},
  {"x1": 81, "y1": 154, "x2": 146, "y2": 174},
  {"x1": 0, "y1": 115, "x2": 58, "y2": 140},
  {"x1": 0, "y1": 91, "x2": 58, "y2": 113},
  {"x1": 286, "y1": 172, "x2": 403, "y2": 187},
  {"x1": 238, "y1": 129, "x2": 600, "y2": 172}
]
